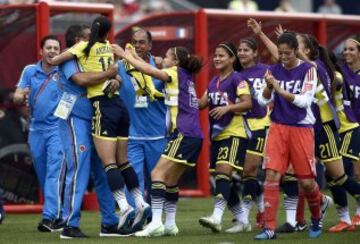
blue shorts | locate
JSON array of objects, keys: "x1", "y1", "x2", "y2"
[
  {"x1": 315, "y1": 121, "x2": 342, "y2": 162},
  {"x1": 210, "y1": 136, "x2": 248, "y2": 171},
  {"x1": 90, "y1": 95, "x2": 129, "y2": 140},
  {"x1": 246, "y1": 129, "x2": 266, "y2": 156},
  {"x1": 339, "y1": 126, "x2": 360, "y2": 161},
  {"x1": 161, "y1": 131, "x2": 202, "y2": 167}
]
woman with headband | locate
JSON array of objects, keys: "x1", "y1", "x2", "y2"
[
  {"x1": 341, "y1": 35, "x2": 360, "y2": 227},
  {"x1": 112, "y1": 44, "x2": 203, "y2": 237},
  {"x1": 198, "y1": 42, "x2": 252, "y2": 233},
  {"x1": 223, "y1": 37, "x2": 270, "y2": 233}
]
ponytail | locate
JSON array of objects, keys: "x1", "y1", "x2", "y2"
[
  {"x1": 83, "y1": 15, "x2": 111, "y2": 58},
  {"x1": 173, "y1": 47, "x2": 203, "y2": 74},
  {"x1": 318, "y1": 45, "x2": 335, "y2": 83},
  {"x1": 83, "y1": 22, "x2": 100, "y2": 58}
]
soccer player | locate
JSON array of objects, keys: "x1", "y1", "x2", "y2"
[
  {"x1": 112, "y1": 44, "x2": 203, "y2": 237},
  {"x1": 248, "y1": 19, "x2": 336, "y2": 233},
  {"x1": 117, "y1": 28, "x2": 166, "y2": 231},
  {"x1": 0, "y1": 191, "x2": 4, "y2": 224},
  {"x1": 227, "y1": 37, "x2": 269, "y2": 232},
  {"x1": 14, "y1": 35, "x2": 66, "y2": 232},
  {"x1": 197, "y1": 42, "x2": 252, "y2": 233},
  {"x1": 50, "y1": 16, "x2": 150, "y2": 232},
  {"x1": 341, "y1": 35, "x2": 360, "y2": 226},
  {"x1": 255, "y1": 32, "x2": 322, "y2": 240},
  {"x1": 57, "y1": 24, "x2": 130, "y2": 238}
]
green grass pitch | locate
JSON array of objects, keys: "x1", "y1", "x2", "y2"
[{"x1": 1, "y1": 196, "x2": 359, "y2": 243}]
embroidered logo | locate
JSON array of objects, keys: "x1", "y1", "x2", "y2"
[{"x1": 79, "y1": 145, "x2": 86, "y2": 152}]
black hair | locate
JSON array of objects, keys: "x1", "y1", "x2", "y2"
[
  {"x1": 83, "y1": 15, "x2": 111, "y2": 58},
  {"x1": 65, "y1": 25, "x2": 90, "y2": 48},
  {"x1": 329, "y1": 51, "x2": 354, "y2": 99},
  {"x1": 40, "y1": 35, "x2": 60, "y2": 49},
  {"x1": 300, "y1": 33, "x2": 335, "y2": 82},
  {"x1": 217, "y1": 42, "x2": 242, "y2": 71},
  {"x1": 171, "y1": 46, "x2": 202, "y2": 74},
  {"x1": 65, "y1": 25, "x2": 82, "y2": 48},
  {"x1": 239, "y1": 37, "x2": 258, "y2": 51},
  {"x1": 132, "y1": 26, "x2": 152, "y2": 44},
  {"x1": 277, "y1": 32, "x2": 298, "y2": 50}
]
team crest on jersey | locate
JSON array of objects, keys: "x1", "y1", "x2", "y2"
[
  {"x1": 79, "y1": 145, "x2": 86, "y2": 152},
  {"x1": 238, "y1": 80, "x2": 246, "y2": 89},
  {"x1": 52, "y1": 73, "x2": 59, "y2": 81}
]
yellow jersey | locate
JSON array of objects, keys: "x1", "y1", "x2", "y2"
[{"x1": 68, "y1": 40, "x2": 115, "y2": 98}]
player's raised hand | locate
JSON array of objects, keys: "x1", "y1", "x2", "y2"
[
  {"x1": 111, "y1": 44, "x2": 125, "y2": 58},
  {"x1": 275, "y1": 24, "x2": 286, "y2": 38},
  {"x1": 247, "y1": 18, "x2": 262, "y2": 35},
  {"x1": 264, "y1": 70, "x2": 275, "y2": 89}
]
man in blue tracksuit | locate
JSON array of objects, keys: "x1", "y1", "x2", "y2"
[
  {"x1": 14, "y1": 35, "x2": 66, "y2": 232},
  {"x1": 118, "y1": 28, "x2": 167, "y2": 211},
  {"x1": 58, "y1": 25, "x2": 126, "y2": 239}
]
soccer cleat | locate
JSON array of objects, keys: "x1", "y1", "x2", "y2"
[
  {"x1": 351, "y1": 214, "x2": 360, "y2": 226},
  {"x1": 256, "y1": 211, "x2": 265, "y2": 229},
  {"x1": 118, "y1": 207, "x2": 135, "y2": 230},
  {"x1": 275, "y1": 222, "x2": 296, "y2": 233},
  {"x1": 0, "y1": 211, "x2": 4, "y2": 224},
  {"x1": 308, "y1": 218, "x2": 322, "y2": 239},
  {"x1": 134, "y1": 222, "x2": 165, "y2": 237},
  {"x1": 295, "y1": 221, "x2": 308, "y2": 232},
  {"x1": 199, "y1": 215, "x2": 222, "y2": 233},
  {"x1": 132, "y1": 203, "x2": 152, "y2": 232},
  {"x1": 254, "y1": 228, "x2": 276, "y2": 240},
  {"x1": 164, "y1": 224, "x2": 179, "y2": 236},
  {"x1": 328, "y1": 221, "x2": 355, "y2": 233},
  {"x1": 37, "y1": 219, "x2": 53, "y2": 232},
  {"x1": 225, "y1": 222, "x2": 252, "y2": 233},
  {"x1": 99, "y1": 224, "x2": 133, "y2": 237},
  {"x1": 320, "y1": 195, "x2": 333, "y2": 227},
  {"x1": 60, "y1": 227, "x2": 88, "y2": 239},
  {"x1": 52, "y1": 219, "x2": 65, "y2": 232}
]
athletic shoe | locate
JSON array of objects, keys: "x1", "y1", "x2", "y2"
[
  {"x1": 295, "y1": 221, "x2": 308, "y2": 232},
  {"x1": 256, "y1": 211, "x2": 265, "y2": 229},
  {"x1": 351, "y1": 214, "x2": 360, "y2": 226},
  {"x1": 135, "y1": 222, "x2": 165, "y2": 237},
  {"x1": 254, "y1": 228, "x2": 276, "y2": 240},
  {"x1": 132, "y1": 203, "x2": 151, "y2": 232},
  {"x1": 225, "y1": 222, "x2": 251, "y2": 233},
  {"x1": 60, "y1": 227, "x2": 88, "y2": 239},
  {"x1": 320, "y1": 195, "x2": 333, "y2": 227},
  {"x1": 52, "y1": 219, "x2": 65, "y2": 232},
  {"x1": 37, "y1": 219, "x2": 53, "y2": 232},
  {"x1": 99, "y1": 224, "x2": 133, "y2": 237},
  {"x1": 199, "y1": 215, "x2": 222, "y2": 233},
  {"x1": 275, "y1": 222, "x2": 296, "y2": 233},
  {"x1": 308, "y1": 218, "x2": 321, "y2": 239},
  {"x1": 328, "y1": 221, "x2": 355, "y2": 233},
  {"x1": 164, "y1": 224, "x2": 179, "y2": 236},
  {"x1": 0, "y1": 211, "x2": 4, "y2": 224},
  {"x1": 118, "y1": 207, "x2": 135, "y2": 230}
]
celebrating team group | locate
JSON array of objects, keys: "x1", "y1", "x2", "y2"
[{"x1": 13, "y1": 15, "x2": 360, "y2": 240}]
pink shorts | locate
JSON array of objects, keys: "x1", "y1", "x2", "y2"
[{"x1": 264, "y1": 123, "x2": 316, "y2": 179}]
